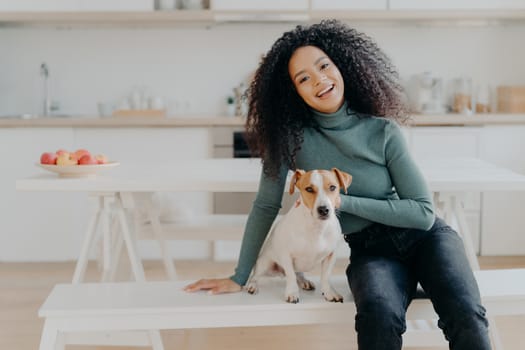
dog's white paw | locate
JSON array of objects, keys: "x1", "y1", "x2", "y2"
[
  {"x1": 322, "y1": 288, "x2": 344, "y2": 303},
  {"x1": 285, "y1": 286, "x2": 300, "y2": 303},
  {"x1": 298, "y1": 278, "x2": 316, "y2": 291},
  {"x1": 285, "y1": 293, "x2": 300, "y2": 304},
  {"x1": 246, "y1": 282, "x2": 258, "y2": 295}
]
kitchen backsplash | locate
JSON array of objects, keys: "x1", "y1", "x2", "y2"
[{"x1": 1, "y1": 23, "x2": 525, "y2": 117}]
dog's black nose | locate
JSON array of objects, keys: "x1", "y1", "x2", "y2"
[{"x1": 317, "y1": 206, "x2": 330, "y2": 217}]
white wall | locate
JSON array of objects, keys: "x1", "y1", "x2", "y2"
[{"x1": 1, "y1": 22, "x2": 525, "y2": 117}]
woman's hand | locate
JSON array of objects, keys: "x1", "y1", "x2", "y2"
[{"x1": 183, "y1": 278, "x2": 242, "y2": 295}]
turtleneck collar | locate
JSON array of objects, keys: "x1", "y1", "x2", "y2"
[{"x1": 310, "y1": 101, "x2": 357, "y2": 129}]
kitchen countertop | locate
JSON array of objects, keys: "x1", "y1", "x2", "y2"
[{"x1": 1, "y1": 113, "x2": 525, "y2": 128}]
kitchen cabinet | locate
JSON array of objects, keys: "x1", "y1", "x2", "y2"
[
  {"x1": 479, "y1": 125, "x2": 525, "y2": 255},
  {"x1": 389, "y1": 0, "x2": 525, "y2": 10},
  {"x1": 1, "y1": 127, "x2": 213, "y2": 262},
  {"x1": 0, "y1": 128, "x2": 82, "y2": 261},
  {"x1": 0, "y1": 0, "x2": 154, "y2": 12},
  {"x1": 407, "y1": 126, "x2": 483, "y2": 254},
  {"x1": 210, "y1": 0, "x2": 308, "y2": 11},
  {"x1": 311, "y1": 0, "x2": 387, "y2": 10}
]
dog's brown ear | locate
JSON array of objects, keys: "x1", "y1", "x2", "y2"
[
  {"x1": 289, "y1": 169, "x2": 305, "y2": 194},
  {"x1": 332, "y1": 168, "x2": 352, "y2": 194}
]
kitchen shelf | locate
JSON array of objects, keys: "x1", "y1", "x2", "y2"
[
  {"x1": 2, "y1": 9, "x2": 525, "y2": 27},
  {"x1": 2, "y1": 114, "x2": 525, "y2": 128}
]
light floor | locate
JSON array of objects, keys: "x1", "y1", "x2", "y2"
[{"x1": 1, "y1": 256, "x2": 525, "y2": 350}]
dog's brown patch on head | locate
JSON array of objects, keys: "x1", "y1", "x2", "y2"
[
  {"x1": 295, "y1": 170, "x2": 318, "y2": 210},
  {"x1": 293, "y1": 169, "x2": 353, "y2": 210},
  {"x1": 294, "y1": 170, "x2": 339, "y2": 210}
]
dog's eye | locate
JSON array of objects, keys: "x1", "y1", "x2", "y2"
[
  {"x1": 329, "y1": 185, "x2": 337, "y2": 191},
  {"x1": 305, "y1": 187, "x2": 314, "y2": 193}
]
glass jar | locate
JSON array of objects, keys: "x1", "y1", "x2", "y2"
[{"x1": 452, "y1": 77, "x2": 473, "y2": 114}]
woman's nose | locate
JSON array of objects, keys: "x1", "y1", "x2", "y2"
[{"x1": 313, "y1": 73, "x2": 327, "y2": 86}]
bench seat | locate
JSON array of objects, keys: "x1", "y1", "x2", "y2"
[{"x1": 38, "y1": 269, "x2": 525, "y2": 350}]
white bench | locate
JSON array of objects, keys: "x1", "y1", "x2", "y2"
[{"x1": 38, "y1": 269, "x2": 525, "y2": 350}]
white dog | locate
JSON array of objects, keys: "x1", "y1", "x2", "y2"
[{"x1": 246, "y1": 168, "x2": 352, "y2": 303}]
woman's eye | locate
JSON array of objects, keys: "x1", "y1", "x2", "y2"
[
  {"x1": 320, "y1": 63, "x2": 330, "y2": 70},
  {"x1": 329, "y1": 185, "x2": 337, "y2": 191},
  {"x1": 305, "y1": 187, "x2": 314, "y2": 193},
  {"x1": 298, "y1": 76, "x2": 309, "y2": 84}
]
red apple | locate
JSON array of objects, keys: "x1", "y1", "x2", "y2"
[
  {"x1": 40, "y1": 152, "x2": 58, "y2": 165},
  {"x1": 74, "y1": 149, "x2": 91, "y2": 160},
  {"x1": 56, "y1": 149, "x2": 69, "y2": 156},
  {"x1": 95, "y1": 154, "x2": 108, "y2": 164},
  {"x1": 78, "y1": 154, "x2": 98, "y2": 165},
  {"x1": 56, "y1": 152, "x2": 78, "y2": 166}
]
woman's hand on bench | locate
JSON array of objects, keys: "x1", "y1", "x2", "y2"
[{"x1": 183, "y1": 278, "x2": 242, "y2": 295}]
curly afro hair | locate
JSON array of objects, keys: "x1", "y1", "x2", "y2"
[{"x1": 245, "y1": 19, "x2": 408, "y2": 179}]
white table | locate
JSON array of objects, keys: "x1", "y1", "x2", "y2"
[{"x1": 16, "y1": 157, "x2": 525, "y2": 280}]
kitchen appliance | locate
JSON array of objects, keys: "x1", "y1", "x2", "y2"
[{"x1": 408, "y1": 72, "x2": 447, "y2": 114}]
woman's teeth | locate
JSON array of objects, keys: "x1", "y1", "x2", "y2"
[{"x1": 317, "y1": 85, "x2": 334, "y2": 97}]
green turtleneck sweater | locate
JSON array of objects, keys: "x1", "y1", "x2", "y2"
[{"x1": 231, "y1": 103, "x2": 435, "y2": 286}]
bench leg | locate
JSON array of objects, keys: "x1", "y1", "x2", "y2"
[
  {"x1": 39, "y1": 320, "x2": 59, "y2": 350},
  {"x1": 148, "y1": 330, "x2": 165, "y2": 350}
]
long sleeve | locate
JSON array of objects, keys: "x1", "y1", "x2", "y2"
[
  {"x1": 339, "y1": 121, "x2": 435, "y2": 230},
  {"x1": 230, "y1": 165, "x2": 288, "y2": 286}
]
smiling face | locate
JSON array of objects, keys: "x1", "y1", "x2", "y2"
[{"x1": 288, "y1": 46, "x2": 345, "y2": 114}]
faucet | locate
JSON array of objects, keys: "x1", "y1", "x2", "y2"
[{"x1": 40, "y1": 62, "x2": 50, "y2": 116}]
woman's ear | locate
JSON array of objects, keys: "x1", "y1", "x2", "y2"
[
  {"x1": 289, "y1": 169, "x2": 305, "y2": 194},
  {"x1": 332, "y1": 168, "x2": 352, "y2": 194}
]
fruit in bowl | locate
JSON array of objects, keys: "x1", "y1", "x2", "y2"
[
  {"x1": 95, "y1": 154, "x2": 108, "y2": 164},
  {"x1": 78, "y1": 154, "x2": 98, "y2": 165},
  {"x1": 40, "y1": 152, "x2": 58, "y2": 165},
  {"x1": 37, "y1": 148, "x2": 118, "y2": 177},
  {"x1": 39, "y1": 149, "x2": 110, "y2": 166},
  {"x1": 56, "y1": 152, "x2": 78, "y2": 166}
]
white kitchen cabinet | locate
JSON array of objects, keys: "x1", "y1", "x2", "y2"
[
  {"x1": 311, "y1": 0, "x2": 387, "y2": 10},
  {"x1": 210, "y1": 0, "x2": 308, "y2": 11},
  {"x1": 0, "y1": 0, "x2": 76, "y2": 11},
  {"x1": 407, "y1": 126, "x2": 482, "y2": 253},
  {"x1": 0, "y1": 0, "x2": 153, "y2": 12},
  {"x1": 479, "y1": 125, "x2": 525, "y2": 255},
  {"x1": 0, "y1": 128, "x2": 83, "y2": 261},
  {"x1": 389, "y1": 0, "x2": 525, "y2": 10}
]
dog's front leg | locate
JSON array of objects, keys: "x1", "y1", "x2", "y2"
[
  {"x1": 320, "y1": 252, "x2": 343, "y2": 302},
  {"x1": 279, "y1": 256, "x2": 300, "y2": 303}
]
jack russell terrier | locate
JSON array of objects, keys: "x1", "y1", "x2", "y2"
[{"x1": 246, "y1": 168, "x2": 352, "y2": 303}]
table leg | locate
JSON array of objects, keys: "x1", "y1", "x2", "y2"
[
  {"x1": 72, "y1": 196, "x2": 103, "y2": 284},
  {"x1": 449, "y1": 194, "x2": 481, "y2": 271},
  {"x1": 101, "y1": 195, "x2": 113, "y2": 282},
  {"x1": 114, "y1": 193, "x2": 146, "y2": 281},
  {"x1": 143, "y1": 193, "x2": 177, "y2": 280},
  {"x1": 434, "y1": 192, "x2": 480, "y2": 271}
]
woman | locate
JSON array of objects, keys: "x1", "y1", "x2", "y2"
[{"x1": 185, "y1": 20, "x2": 491, "y2": 349}]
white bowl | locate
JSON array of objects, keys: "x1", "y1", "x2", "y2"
[{"x1": 36, "y1": 162, "x2": 120, "y2": 178}]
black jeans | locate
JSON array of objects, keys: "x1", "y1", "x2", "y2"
[{"x1": 344, "y1": 217, "x2": 491, "y2": 350}]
